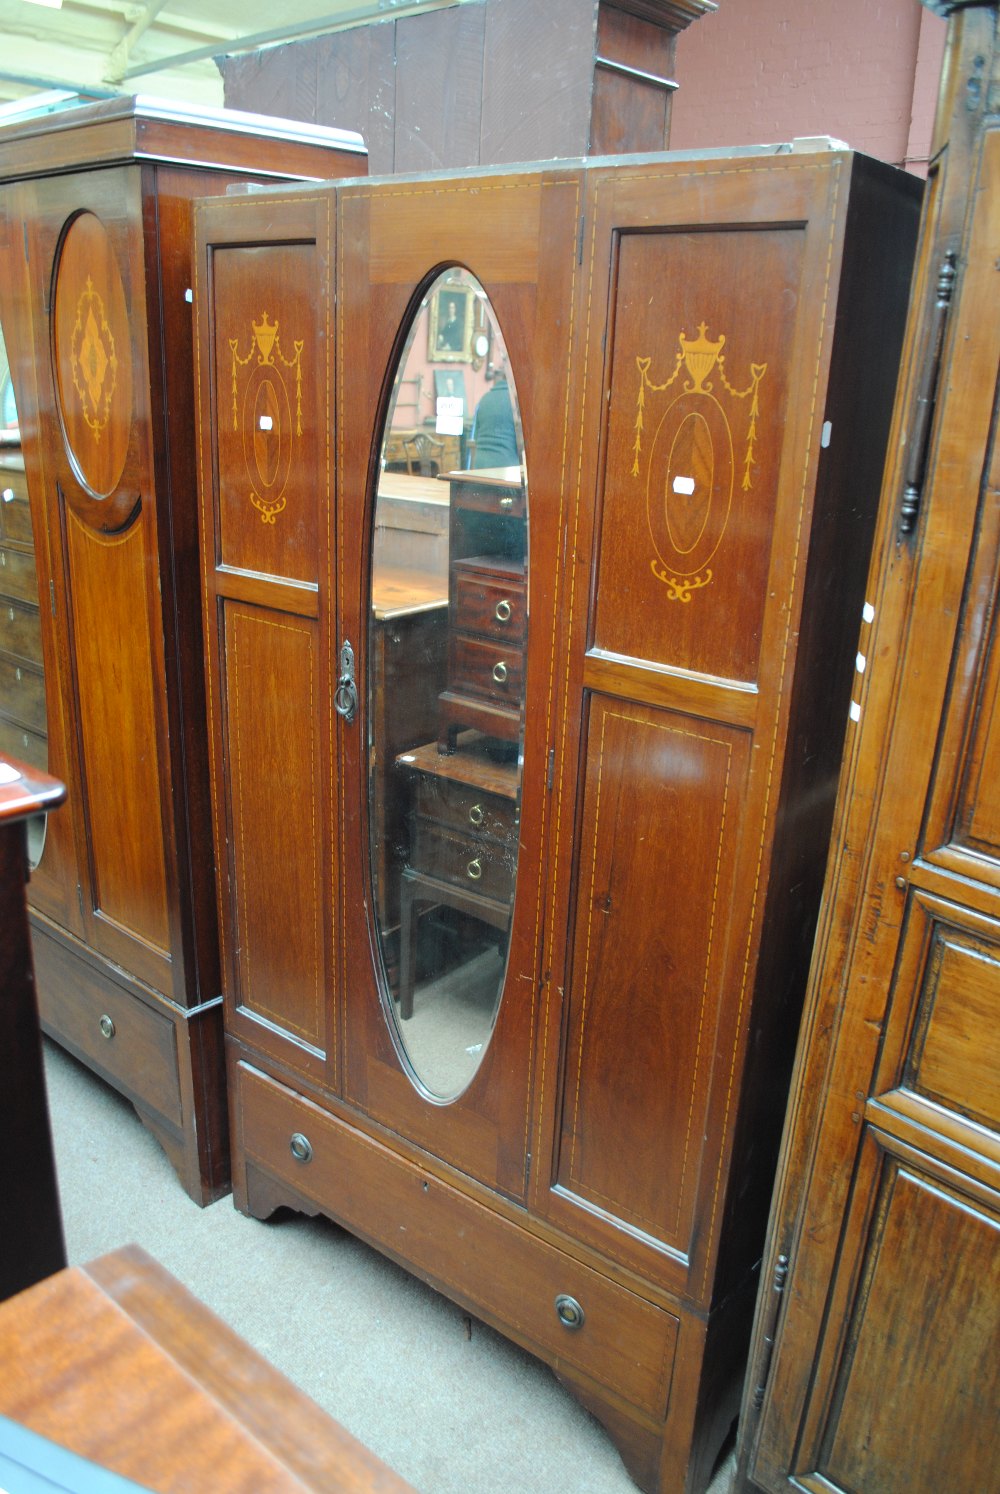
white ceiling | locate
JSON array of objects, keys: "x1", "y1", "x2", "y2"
[{"x1": 0, "y1": 0, "x2": 468, "y2": 111}]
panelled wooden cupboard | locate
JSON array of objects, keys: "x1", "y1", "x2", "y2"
[
  {"x1": 194, "y1": 149, "x2": 919, "y2": 1490},
  {"x1": 736, "y1": 6, "x2": 1000, "y2": 1490},
  {"x1": 0, "y1": 98, "x2": 366, "y2": 1204}
]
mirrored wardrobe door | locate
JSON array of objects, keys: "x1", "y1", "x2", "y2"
[{"x1": 335, "y1": 171, "x2": 583, "y2": 1198}]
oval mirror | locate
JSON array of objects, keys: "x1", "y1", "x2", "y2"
[{"x1": 368, "y1": 268, "x2": 527, "y2": 1101}]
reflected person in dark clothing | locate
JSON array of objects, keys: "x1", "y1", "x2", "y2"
[{"x1": 469, "y1": 370, "x2": 520, "y2": 468}]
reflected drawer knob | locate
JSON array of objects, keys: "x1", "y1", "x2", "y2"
[
  {"x1": 98, "y1": 1014, "x2": 116, "y2": 1040},
  {"x1": 289, "y1": 1132, "x2": 313, "y2": 1163},
  {"x1": 468, "y1": 803, "x2": 485, "y2": 827},
  {"x1": 499, "y1": 495, "x2": 514, "y2": 508},
  {"x1": 467, "y1": 857, "x2": 483, "y2": 881},
  {"x1": 492, "y1": 661, "x2": 508, "y2": 684},
  {"x1": 494, "y1": 599, "x2": 512, "y2": 623},
  {"x1": 2, "y1": 488, "x2": 13, "y2": 503},
  {"x1": 555, "y1": 1294, "x2": 585, "y2": 1331}
]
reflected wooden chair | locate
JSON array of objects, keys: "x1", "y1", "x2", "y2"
[{"x1": 403, "y1": 431, "x2": 445, "y2": 476}]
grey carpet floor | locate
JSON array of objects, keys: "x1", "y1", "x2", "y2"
[{"x1": 42, "y1": 1039, "x2": 736, "y2": 1494}]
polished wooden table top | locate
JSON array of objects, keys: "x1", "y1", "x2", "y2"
[{"x1": 0, "y1": 1247, "x2": 413, "y2": 1493}]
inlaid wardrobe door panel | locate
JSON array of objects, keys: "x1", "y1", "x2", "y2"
[
  {"x1": 336, "y1": 172, "x2": 581, "y2": 1200},
  {"x1": 64, "y1": 509, "x2": 170, "y2": 980},
  {"x1": 219, "y1": 603, "x2": 327, "y2": 1072},
  {"x1": 194, "y1": 192, "x2": 333, "y2": 1087},
  {"x1": 33, "y1": 172, "x2": 179, "y2": 992},
  {"x1": 570, "y1": 156, "x2": 848, "y2": 695},
  {"x1": 547, "y1": 694, "x2": 750, "y2": 1288},
  {"x1": 211, "y1": 241, "x2": 324, "y2": 585},
  {"x1": 592, "y1": 224, "x2": 798, "y2": 685}
]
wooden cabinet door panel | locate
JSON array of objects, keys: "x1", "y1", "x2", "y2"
[
  {"x1": 336, "y1": 171, "x2": 581, "y2": 1201},
  {"x1": 19, "y1": 169, "x2": 180, "y2": 991},
  {"x1": 65, "y1": 510, "x2": 171, "y2": 975},
  {"x1": 195, "y1": 192, "x2": 333, "y2": 1089},
  {"x1": 590, "y1": 222, "x2": 800, "y2": 686},
  {"x1": 766, "y1": 1130, "x2": 1000, "y2": 1494},
  {"x1": 540, "y1": 152, "x2": 889, "y2": 1300},
  {"x1": 211, "y1": 241, "x2": 324, "y2": 584},
  {"x1": 221, "y1": 604, "x2": 327, "y2": 1067},
  {"x1": 873, "y1": 890, "x2": 1000, "y2": 1153},
  {"x1": 549, "y1": 695, "x2": 749, "y2": 1284}
]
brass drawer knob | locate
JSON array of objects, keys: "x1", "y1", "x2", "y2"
[
  {"x1": 2, "y1": 488, "x2": 13, "y2": 504},
  {"x1": 555, "y1": 1294, "x2": 585, "y2": 1331},
  {"x1": 468, "y1": 803, "x2": 485, "y2": 827},
  {"x1": 492, "y1": 661, "x2": 508, "y2": 684},
  {"x1": 98, "y1": 1014, "x2": 116, "y2": 1040},
  {"x1": 467, "y1": 857, "x2": 483, "y2": 881},
  {"x1": 494, "y1": 598, "x2": 512, "y2": 623},
  {"x1": 289, "y1": 1132, "x2": 313, "y2": 1163}
]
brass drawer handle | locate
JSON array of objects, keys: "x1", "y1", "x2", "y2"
[
  {"x1": 492, "y1": 661, "x2": 508, "y2": 684},
  {"x1": 99, "y1": 1014, "x2": 116, "y2": 1040},
  {"x1": 468, "y1": 803, "x2": 485, "y2": 828},
  {"x1": 494, "y1": 599, "x2": 512, "y2": 623},
  {"x1": 467, "y1": 857, "x2": 483, "y2": 881},
  {"x1": 555, "y1": 1294, "x2": 585, "y2": 1331},
  {"x1": 289, "y1": 1132, "x2": 313, "y2": 1163}
]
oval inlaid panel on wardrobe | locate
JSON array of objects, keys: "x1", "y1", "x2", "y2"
[{"x1": 52, "y1": 211, "x2": 133, "y2": 500}]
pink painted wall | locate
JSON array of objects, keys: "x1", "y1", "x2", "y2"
[{"x1": 670, "y1": 0, "x2": 946, "y2": 174}]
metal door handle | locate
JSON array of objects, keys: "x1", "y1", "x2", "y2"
[{"x1": 334, "y1": 639, "x2": 358, "y2": 723}]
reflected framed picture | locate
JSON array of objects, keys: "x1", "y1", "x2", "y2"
[
  {"x1": 433, "y1": 368, "x2": 466, "y2": 409},
  {"x1": 428, "y1": 283, "x2": 474, "y2": 362}
]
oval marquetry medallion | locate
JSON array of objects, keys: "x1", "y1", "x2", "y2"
[
  {"x1": 647, "y1": 390, "x2": 734, "y2": 583},
  {"x1": 243, "y1": 364, "x2": 293, "y2": 520},
  {"x1": 53, "y1": 211, "x2": 133, "y2": 499}
]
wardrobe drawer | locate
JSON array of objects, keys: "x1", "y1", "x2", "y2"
[
  {"x1": 0, "y1": 654, "x2": 45, "y2": 732},
  {"x1": 452, "y1": 562, "x2": 526, "y2": 642},
  {"x1": 448, "y1": 633, "x2": 524, "y2": 703},
  {"x1": 409, "y1": 818, "x2": 515, "y2": 902},
  {"x1": 0, "y1": 545, "x2": 38, "y2": 605},
  {"x1": 238, "y1": 1060, "x2": 680, "y2": 1420},
  {"x1": 0, "y1": 597, "x2": 42, "y2": 666},
  {"x1": 34, "y1": 929, "x2": 184, "y2": 1129},
  {"x1": 0, "y1": 715, "x2": 46, "y2": 769}
]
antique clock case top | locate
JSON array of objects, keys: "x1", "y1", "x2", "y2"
[{"x1": 192, "y1": 147, "x2": 920, "y2": 1491}]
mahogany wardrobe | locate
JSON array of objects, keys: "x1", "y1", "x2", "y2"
[
  {"x1": 193, "y1": 147, "x2": 918, "y2": 1489},
  {"x1": 0, "y1": 98, "x2": 366, "y2": 1203}
]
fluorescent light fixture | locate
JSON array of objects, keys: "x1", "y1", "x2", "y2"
[{"x1": 21, "y1": 0, "x2": 65, "y2": 10}]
